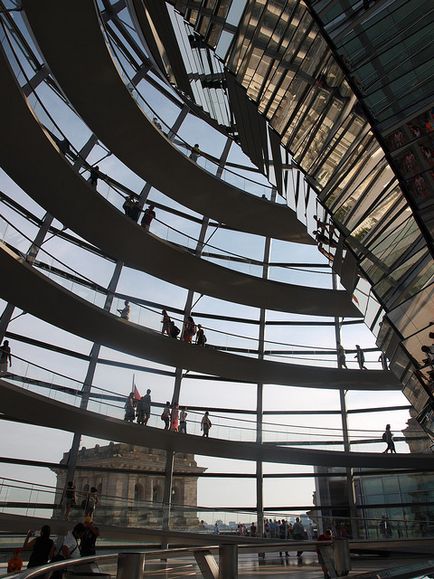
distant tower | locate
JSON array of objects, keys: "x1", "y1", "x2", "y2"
[{"x1": 53, "y1": 442, "x2": 205, "y2": 528}]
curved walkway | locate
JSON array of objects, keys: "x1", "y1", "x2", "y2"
[
  {"x1": 0, "y1": 381, "x2": 429, "y2": 468},
  {"x1": 0, "y1": 244, "x2": 398, "y2": 390},
  {"x1": 0, "y1": 46, "x2": 359, "y2": 319},
  {"x1": 22, "y1": 0, "x2": 313, "y2": 245}
]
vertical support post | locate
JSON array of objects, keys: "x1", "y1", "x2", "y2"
[
  {"x1": 218, "y1": 544, "x2": 238, "y2": 579},
  {"x1": 164, "y1": 137, "x2": 232, "y2": 539},
  {"x1": 116, "y1": 552, "x2": 145, "y2": 579},
  {"x1": 333, "y1": 272, "x2": 358, "y2": 539},
  {"x1": 255, "y1": 188, "x2": 275, "y2": 537}
]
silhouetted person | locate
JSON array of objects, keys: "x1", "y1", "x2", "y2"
[
  {"x1": 379, "y1": 515, "x2": 393, "y2": 537},
  {"x1": 124, "y1": 392, "x2": 135, "y2": 422},
  {"x1": 23, "y1": 525, "x2": 55, "y2": 569},
  {"x1": 196, "y1": 324, "x2": 207, "y2": 346},
  {"x1": 201, "y1": 411, "x2": 211, "y2": 437},
  {"x1": 179, "y1": 407, "x2": 188, "y2": 433},
  {"x1": 123, "y1": 194, "x2": 140, "y2": 222},
  {"x1": 152, "y1": 117, "x2": 162, "y2": 131},
  {"x1": 292, "y1": 517, "x2": 305, "y2": 557},
  {"x1": 382, "y1": 424, "x2": 396, "y2": 453},
  {"x1": 64, "y1": 481, "x2": 76, "y2": 520},
  {"x1": 355, "y1": 345, "x2": 367, "y2": 369},
  {"x1": 0, "y1": 339, "x2": 12, "y2": 374},
  {"x1": 161, "y1": 401, "x2": 171, "y2": 430},
  {"x1": 161, "y1": 309, "x2": 171, "y2": 335},
  {"x1": 183, "y1": 315, "x2": 196, "y2": 343},
  {"x1": 169, "y1": 320, "x2": 180, "y2": 338},
  {"x1": 190, "y1": 143, "x2": 201, "y2": 162},
  {"x1": 118, "y1": 300, "x2": 130, "y2": 320},
  {"x1": 141, "y1": 203, "x2": 156, "y2": 231},
  {"x1": 83, "y1": 487, "x2": 98, "y2": 519},
  {"x1": 337, "y1": 344, "x2": 347, "y2": 369},
  {"x1": 80, "y1": 519, "x2": 100, "y2": 557},
  {"x1": 89, "y1": 165, "x2": 99, "y2": 187},
  {"x1": 378, "y1": 352, "x2": 389, "y2": 370},
  {"x1": 137, "y1": 389, "x2": 151, "y2": 425},
  {"x1": 171, "y1": 402, "x2": 179, "y2": 431}
]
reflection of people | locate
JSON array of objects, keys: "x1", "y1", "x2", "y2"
[
  {"x1": 64, "y1": 481, "x2": 76, "y2": 520},
  {"x1": 141, "y1": 204, "x2": 156, "y2": 231},
  {"x1": 379, "y1": 515, "x2": 393, "y2": 537}
]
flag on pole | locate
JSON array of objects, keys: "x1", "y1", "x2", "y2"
[{"x1": 132, "y1": 374, "x2": 141, "y2": 401}]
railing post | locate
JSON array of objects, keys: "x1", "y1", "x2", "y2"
[
  {"x1": 218, "y1": 544, "x2": 238, "y2": 579},
  {"x1": 116, "y1": 552, "x2": 145, "y2": 579}
]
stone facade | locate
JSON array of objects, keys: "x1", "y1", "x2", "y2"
[{"x1": 53, "y1": 442, "x2": 205, "y2": 529}]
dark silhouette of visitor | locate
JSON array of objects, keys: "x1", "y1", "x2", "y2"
[
  {"x1": 80, "y1": 519, "x2": 100, "y2": 557},
  {"x1": 179, "y1": 407, "x2": 188, "y2": 433},
  {"x1": 378, "y1": 352, "x2": 389, "y2": 370},
  {"x1": 337, "y1": 344, "x2": 347, "y2": 369},
  {"x1": 22, "y1": 525, "x2": 55, "y2": 569},
  {"x1": 161, "y1": 401, "x2": 171, "y2": 430},
  {"x1": 137, "y1": 389, "x2": 151, "y2": 425},
  {"x1": 123, "y1": 194, "x2": 140, "y2": 222},
  {"x1": 83, "y1": 487, "x2": 98, "y2": 519},
  {"x1": 201, "y1": 411, "x2": 211, "y2": 437},
  {"x1": 161, "y1": 309, "x2": 171, "y2": 335},
  {"x1": 141, "y1": 203, "x2": 156, "y2": 231},
  {"x1": 170, "y1": 402, "x2": 179, "y2": 432},
  {"x1": 183, "y1": 315, "x2": 196, "y2": 343},
  {"x1": 89, "y1": 165, "x2": 99, "y2": 187},
  {"x1": 382, "y1": 424, "x2": 396, "y2": 453},
  {"x1": 190, "y1": 143, "x2": 201, "y2": 162},
  {"x1": 292, "y1": 516, "x2": 305, "y2": 557},
  {"x1": 64, "y1": 481, "x2": 76, "y2": 520},
  {"x1": 118, "y1": 300, "x2": 130, "y2": 320},
  {"x1": 379, "y1": 515, "x2": 393, "y2": 537},
  {"x1": 0, "y1": 339, "x2": 12, "y2": 374},
  {"x1": 355, "y1": 345, "x2": 367, "y2": 369},
  {"x1": 169, "y1": 320, "x2": 180, "y2": 339},
  {"x1": 196, "y1": 324, "x2": 207, "y2": 346},
  {"x1": 124, "y1": 392, "x2": 135, "y2": 422}
]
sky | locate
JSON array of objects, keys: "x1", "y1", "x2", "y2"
[{"x1": 0, "y1": 2, "x2": 415, "y2": 527}]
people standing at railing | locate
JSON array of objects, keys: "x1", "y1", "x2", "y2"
[
  {"x1": 137, "y1": 389, "x2": 151, "y2": 426},
  {"x1": 183, "y1": 315, "x2": 197, "y2": 343},
  {"x1": 171, "y1": 402, "x2": 179, "y2": 432},
  {"x1": 141, "y1": 203, "x2": 156, "y2": 231},
  {"x1": 161, "y1": 401, "x2": 171, "y2": 430},
  {"x1": 117, "y1": 300, "x2": 130, "y2": 321},
  {"x1": 169, "y1": 320, "x2": 181, "y2": 339},
  {"x1": 83, "y1": 487, "x2": 99, "y2": 520},
  {"x1": 201, "y1": 411, "x2": 212, "y2": 438},
  {"x1": 89, "y1": 165, "x2": 99, "y2": 188},
  {"x1": 124, "y1": 392, "x2": 135, "y2": 422},
  {"x1": 179, "y1": 407, "x2": 188, "y2": 433},
  {"x1": 22, "y1": 525, "x2": 55, "y2": 569},
  {"x1": 196, "y1": 324, "x2": 207, "y2": 346},
  {"x1": 190, "y1": 143, "x2": 201, "y2": 162},
  {"x1": 354, "y1": 345, "x2": 367, "y2": 370},
  {"x1": 382, "y1": 424, "x2": 396, "y2": 453},
  {"x1": 64, "y1": 481, "x2": 76, "y2": 520},
  {"x1": 279, "y1": 519, "x2": 289, "y2": 558},
  {"x1": 161, "y1": 309, "x2": 171, "y2": 335},
  {"x1": 337, "y1": 344, "x2": 347, "y2": 369},
  {"x1": 0, "y1": 339, "x2": 12, "y2": 374},
  {"x1": 123, "y1": 194, "x2": 140, "y2": 222}
]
